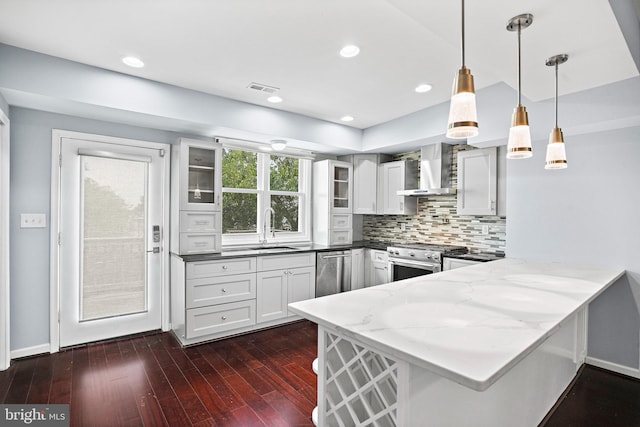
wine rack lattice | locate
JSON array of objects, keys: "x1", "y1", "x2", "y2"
[{"x1": 324, "y1": 331, "x2": 398, "y2": 427}]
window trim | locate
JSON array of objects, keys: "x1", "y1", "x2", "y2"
[{"x1": 221, "y1": 148, "x2": 311, "y2": 247}]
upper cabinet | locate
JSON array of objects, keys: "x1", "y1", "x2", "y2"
[
  {"x1": 379, "y1": 160, "x2": 418, "y2": 215},
  {"x1": 171, "y1": 138, "x2": 223, "y2": 255},
  {"x1": 331, "y1": 161, "x2": 353, "y2": 212},
  {"x1": 456, "y1": 147, "x2": 497, "y2": 216},
  {"x1": 176, "y1": 139, "x2": 222, "y2": 211}
]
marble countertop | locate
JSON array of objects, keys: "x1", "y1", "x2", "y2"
[{"x1": 289, "y1": 258, "x2": 624, "y2": 391}]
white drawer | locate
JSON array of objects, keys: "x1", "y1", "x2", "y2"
[
  {"x1": 257, "y1": 252, "x2": 315, "y2": 271},
  {"x1": 187, "y1": 257, "x2": 257, "y2": 279},
  {"x1": 329, "y1": 229, "x2": 352, "y2": 245},
  {"x1": 330, "y1": 214, "x2": 352, "y2": 229},
  {"x1": 186, "y1": 273, "x2": 257, "y2": 309},
  {"x1": 371, "y1": 249, "x2": 388, "y2": 263},
  {"x1": 180, "y1": 211, "x2": 220, "y2": 233},
  {"x1": 186, "y1": 300, "x2": 256, "y2": 339},
  {"x1": 179, "y1": 233, "x2": 221, "y2": 254}
]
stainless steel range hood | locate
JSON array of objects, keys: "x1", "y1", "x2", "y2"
[{"x1": 397, "y1": 143, "x2": 457, "y2": 196}]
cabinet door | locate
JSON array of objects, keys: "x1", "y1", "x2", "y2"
[
  {"x1": 256, "y1": 270, "x2": 288, "y2": 323},
  {"x1": 457, "y1": 147, "x2": 497, "y2": 215},
  {"x1": 443, "y1": 257, "x2": 480, "y2": 271},
  {"x1": 287, "y1": 266, "x2": 316, "y2": 316},
  {"x1": 351, "y1": 248, "x2": 365, "y2": 290},
  {"x1": 180, "y1": 141, "x2": 222, "y2": 211},
  {"x1": 330, "y1": 161, "x2": 353, "y2": 213},
  {"x1": 380, "y1": 162, "x2": 416, "y2": 215},
  {"x1": 372, "y1": 262, "x2": 389, "y2": 286},
  {"x1": 353, "y1": 155, "x2": 378, "y2": 214}
]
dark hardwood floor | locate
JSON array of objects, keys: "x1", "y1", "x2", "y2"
[
  {"x1": 541, "y1": 364, "x2": 640, "y2": 427},
  {"x1": 1, "y1": 321, "x2": 318, "y2": 426},
  {"x1": 3, "y1": 320, "x2": 640, "y2": 426}
]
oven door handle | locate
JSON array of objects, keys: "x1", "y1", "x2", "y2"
[{"x1": 388, "y1": 258, "x2": 441, "y2": 272}]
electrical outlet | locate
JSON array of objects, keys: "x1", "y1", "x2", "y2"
[
  {"x1": 21, "y1": 213, "x2": 47, "y2": 228},
  {"x1": 481, "y1": 225, "x2": 489, "y2": 235},
  {"x1": 400, "y1": 223, "x2": 406, "y2": 231}
]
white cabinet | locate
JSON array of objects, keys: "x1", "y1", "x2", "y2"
[
  {"x1": 457, "y1": 147, "x2": 497, "y2": 215},
  {"x1": 313, "y1": 160, "x2": 353, "y2": 245},
  {"x1": 364, "y1": 249, "x2": 389, "y2": 287},
  {"x1": 256, "y1": 252, "x2": 316, "y2": 323},
  {"x1": 443, "y1": 257, "x2": 481, "y2": 271},
  {"x1": 171, "y1": 138, "x2": 223, "y2": 255},
  {"x1": 350, "y1": 248, "x2": 365, "y2": 290},
  {"x1": 379, "y1": 161, "x2": 418, "y2": 215},
  {"x1": 339, "y1": 154, "x2": 392, "y2": 214},
  {"x1": 171, "y1": 251, "x2": 315, "y2": 346}
]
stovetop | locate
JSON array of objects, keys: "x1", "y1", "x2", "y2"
[{"x1": 387, "y1": 243, "x2": 468, "y2": 255}]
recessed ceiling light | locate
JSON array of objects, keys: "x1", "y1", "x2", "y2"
[
  {"x1": 341, "y1": 115, "x2": 354, "y2": 122},
  {"x1": 122, "y1": 56, "x2": 144, "y2": 68},
  {"x1": 267, "y1": 96, "x2": 283, "y2": 103},
  {"x1": 415, "y1": 84, "x2": 433, "y2": 93},
  {"x1": 339, "y1": 45, "x2": 360, "y2": 58}
]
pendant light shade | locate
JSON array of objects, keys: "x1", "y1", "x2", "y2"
[
  {"x1": 506, "y1": 14, "x2": 533, "y2": 159},
  {"x1": 447, "y1": 0, "x2": 478, "y2": 139},
  {"x1": 545, "y1": 54, "x2": 569, "y2": 169}
]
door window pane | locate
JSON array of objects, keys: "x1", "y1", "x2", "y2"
[
  {"x1": 223, "y1": 192, "x2": 257, "y2": 234},
  {"x1": 270, "y1": 155, "x2": 299, "y2": 191},
  {"x1": 80, "y1": 156, "x2": 147, "y2": 321}
]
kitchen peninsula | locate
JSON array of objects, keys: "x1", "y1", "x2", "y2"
[{"x1": 289, "y1": 258, "x2": 624, "y2": 426}]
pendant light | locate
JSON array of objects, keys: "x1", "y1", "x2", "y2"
[
  {"x1": 446, "y1": 0, "x2": 478, "y2": 139},
  {"x1": 545, "y1": 54, "x2": 569, "y2": 169},
  {"x1": 506, "y1": 14, "x2": 534, "y2": 159}
]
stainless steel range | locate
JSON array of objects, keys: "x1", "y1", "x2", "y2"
[{"x1": 387, "y1": 243, "x2": 467, "y2": 282}]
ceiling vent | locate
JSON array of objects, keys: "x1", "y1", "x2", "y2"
[{"x1": 247, "y1": 82, "x2": 279, "y2": 94}]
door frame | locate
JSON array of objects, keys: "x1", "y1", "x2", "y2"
[
  {"x1": 0, "y1": 109, "x2": 10, "y2": 370},
  {"x1": 50, "y1": 130, "x2": 171, "y2": 352}
]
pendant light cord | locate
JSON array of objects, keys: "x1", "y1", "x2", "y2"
[
  {"x1": 517, "y1": 21, "x2": 522, "y2": 106},
  {"x1": 555, "y1": 63, "x2": 559, "y2": 128},
  {"x1": 461, "y1": 0, "x2": 466, "y2": 67}
]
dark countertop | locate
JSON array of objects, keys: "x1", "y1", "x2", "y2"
[{"x1": 176, "y1": 240, "x2": 503, "y2": 263}]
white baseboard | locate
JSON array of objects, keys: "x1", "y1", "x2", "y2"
[
  {"x1": 586, "y1": 356, "x2": 640, "y2": 379},
  {"x1": 10, "y1": 343, "x2": 50, "y2": 360}
]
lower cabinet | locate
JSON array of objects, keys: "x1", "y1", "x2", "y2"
[
  {"x1": 171, "y1": 251, "x2": 316, "y2": 346},
  {"x1": 257, "y1": 253, "x2": 316, "y2": 323},
  {"x1": 351, "y1": 248, "x2": 365, "y2": 290},
  {"x1": 442, "y1": 257, "x2": 481, "y2": 271},
  {"x1": 364, "y1": 249, "x2": 389, "y2": 287}
]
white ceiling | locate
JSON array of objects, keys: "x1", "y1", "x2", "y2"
[{"x1": 0, "y1": 0, "x2": 637, "y2": 130}]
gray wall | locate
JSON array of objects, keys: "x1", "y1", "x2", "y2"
[
  {"x1": 506, "y1": 126, "x2": 640, "y2": 369},
  {"x1": 9, "y1": 107, "x2": 194, "y2": 350}
]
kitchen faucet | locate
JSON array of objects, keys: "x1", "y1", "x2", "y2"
[{"x1": 261, "y1": 207, "x2": 276, "y2": 245}]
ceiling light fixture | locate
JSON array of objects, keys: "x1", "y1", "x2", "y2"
[
  {"x1": 446, "y1": 0, "x2": 478, "y2": 139},
  {"x1": 415, "y1": 84, "x2": 433, "y2": 93},
  {"x1": 506, "y1": 13, "x2": 534, "y2": 159},
  {"x1": 122, "y1": 56, "x2": 144, "y2": 68},
  {"x1": 270, "y1": 139, "x2": 287, "y2": 151},
  {"x1": 545, "y1": 53, "x2": 569, "y2": 170},
  {"x1": 267, "y1": 95, "x2": 283, "y2": 103},
  {"x1": 339, "y1": 45, "x2": 360, "y2": 58},
  {"x1": 341, "y1": 115, "x2": 354, "y2": 122}
]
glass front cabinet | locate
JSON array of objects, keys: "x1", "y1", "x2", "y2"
[
  {"x1": 170, "y1": 138, "x2": 222, "y2": 255},
  {"x1": 312, "y1": 159, "x2": 353, "y2": 245}
]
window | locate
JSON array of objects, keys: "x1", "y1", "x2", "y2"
[{"x1": 222, "y1": 147, "x2": 311, "y2": 245}]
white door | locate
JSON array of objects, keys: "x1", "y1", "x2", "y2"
[{"x1": 58, "y1": 136, "x2": 166, "y2": 347}]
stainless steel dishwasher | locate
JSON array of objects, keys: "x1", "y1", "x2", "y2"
[{"x1": 316, "y1": 250, "x2": 352, "y2": 297}]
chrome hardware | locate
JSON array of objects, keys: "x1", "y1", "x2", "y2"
[
  {"x1": 146, "y1": 247, "x2": 160, "y2": 254},
  {"x1": 221, "y1": 316, "x2": 227, "y2": 321},
  {"x1": 221, "y1": 288, "x2": 227, "y2": 293},
  {"x1": 222, "y1": 265, "x2": 228, "y2": 270}
]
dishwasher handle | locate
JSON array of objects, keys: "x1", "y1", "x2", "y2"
[{"x1": 321, "y1": 254, "x2": 351, "y2": 260}]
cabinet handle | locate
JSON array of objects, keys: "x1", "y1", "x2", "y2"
[
  {"x1": 222, "y1": 265, "x2": 228, "y2": 270},
  {"x1": 221, "y1": 316, "x2": 227, "y2": 321},
  {"x1": 194, "y1": 241, "x2": 208, "y2": 247},
  {"x1": 221, "y1": 288, "x2": 227, "y2": 293},
  {"x1": 194, "y1": 220, "x2": 209, "y2": 225}
]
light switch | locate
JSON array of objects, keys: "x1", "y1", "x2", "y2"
[{"x1": 20, "y1": 213, "x2": 47, "y2": 228}]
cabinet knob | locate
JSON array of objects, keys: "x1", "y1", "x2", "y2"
[
  {"x1": 221, "y1": 316, "x2": 227, "y2": 321},
  {"x1": 221, "y1": 288, "x2": 227, "y2": 293},
  {"x1": 222, "y1": 265, "x2": 228, "y2": 270}
]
